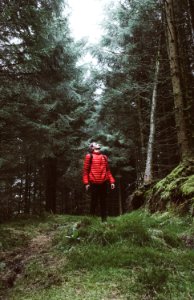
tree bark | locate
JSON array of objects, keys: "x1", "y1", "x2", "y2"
[
  {"x1": 164, "y1": 0, "x2": 192, "y2": 160},
  {"x1": 144, "y1": 47, "x2": 160, "y2": 184},
  {"x1": 45, "y1": 157, "x2": 57, "y2": 213},
  {"x1": 137, "y1": 97, "x2": 145, "y2": 183},
  {"x1": 18, "y1": 177, "x2": 23, "y2": 213},
  {"x1": 187, "y1": 0, "x2": 194, "y2": 39},
  {"x1": 117, "y1": 174, "x2": 123, "y2": 215},
  {"x1": 24, "y1": 159, "x2": 30, "y2": 214},
  {"x1": 33, "y1": 168, "x2": 37, "y2": 214}
]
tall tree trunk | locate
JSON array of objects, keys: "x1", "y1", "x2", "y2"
[
  {"x1": 164, "y1": 0, "x2": 192, "y2": 160},
  {"x1": 144, "y1": 47, "x2": 160, "y2": 184},
  {"x1": 188, "y1": 0, "x2": 194, "y2": 39},
  {"x1": 18, "y1": 177, "x2": 23, "y2": 213},
  {"x1": 137, "y1": 97, "x2": 145, "y2": 155},
  {"x1": 33, "y1": 168, "x2": 37, "y2": 214},
  {"x1": 45, "y1": 157, "x2": 57, "y2": 213},
  {"x1": 137, "y1": 97, "x2": 145, "y2": 183},
  {"x1": 24, "y1": 158, "x2": 30, "y2": 214},
  {"x1": 116, "y1": 173, "x2": 123, "y2": 215}
]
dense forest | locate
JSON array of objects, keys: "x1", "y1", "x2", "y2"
[{"x1": 0, "y1": 0, "x2": 194, "y2": 221}]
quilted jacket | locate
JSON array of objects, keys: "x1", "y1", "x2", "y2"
[{"x1": 83, "y1": 152, "x2": 115, "y2": 184}]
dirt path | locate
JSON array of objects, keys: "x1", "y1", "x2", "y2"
[{"x1": 0, "y1": 232, "x2": 53, "y2": 299}]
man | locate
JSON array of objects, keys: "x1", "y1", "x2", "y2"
[{"x1": 83, "y1": 142, "x2": 115, "y2": 222}]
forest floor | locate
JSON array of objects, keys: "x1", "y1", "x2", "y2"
[{"x1": 0, "y1": 211, "x2": 194, "y2": 300}]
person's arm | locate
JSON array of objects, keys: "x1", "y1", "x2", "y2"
[
  {"x1": 105, "y1": 156, "x2": 115, "y2": 189},
  {"x1": 83, "y1": 154, "x2": 91, "y2": 188}
]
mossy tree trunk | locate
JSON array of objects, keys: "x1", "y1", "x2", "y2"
[{"x1": 164, "y1": 0, "x2": 192, "y2": 161}]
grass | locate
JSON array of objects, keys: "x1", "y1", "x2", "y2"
[{"x1": 1, "y1": 210, "x2": 194, "y2": 299}]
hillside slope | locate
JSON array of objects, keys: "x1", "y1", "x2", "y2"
[{"x1": 0, "y1": 211, "x2": 194, "y2": 299}]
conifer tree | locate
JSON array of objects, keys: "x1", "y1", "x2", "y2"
[
  {"x1": 163, "y1": 0, "x2": 193, "y2": 160},
  {"x1": 0, "y1": 0, "x2": 88, "y2": 217},
  {"x1": 91, "y1": 0, "x2": 179, "y2": 189}
]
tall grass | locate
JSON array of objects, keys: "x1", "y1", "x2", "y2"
[{"x1": 1, "y1": 210, "x2": 194, "y2": 300}]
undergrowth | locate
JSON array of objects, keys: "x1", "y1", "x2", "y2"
[{"x1": 1, "y1": 210, "x2": 194, "y2": 300}]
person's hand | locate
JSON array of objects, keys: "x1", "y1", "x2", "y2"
[
  {"x1": 111, "y1": 183, "x2": 115, "y2": 190},
  {"x1": 85, "y1": 184, "x2": 90, "y2": 191}
]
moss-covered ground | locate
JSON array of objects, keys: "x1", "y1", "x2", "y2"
[
  {"x1": 1, "y1": 211, "x2": 194, "y2": 299},
  {"x1": 146, "y1": 161, "x2": 194, "y2": 213}
]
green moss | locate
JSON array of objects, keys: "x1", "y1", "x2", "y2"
[
  {"x1": 181, "y1": 175, "x2": 194, "y2": 196},
  {"x1": 144, "y1": 162, "x2": 194, "y2": 213},
  {"x1": 155, "y1": 178, "x2": 166, "y2": 192},
  {"x1": 154, "y1": 165, "x2": 185, "y2": 192},
  {"x1": 160, "y1": 178, "x2": 185, "y2": 199},
  {"x1": 167, "y1": 164, "x2": 185, "y2": 181}
]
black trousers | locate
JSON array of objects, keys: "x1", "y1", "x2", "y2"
[{"x1": 90, "y1": 181, "x2": 108, "y2": 221}]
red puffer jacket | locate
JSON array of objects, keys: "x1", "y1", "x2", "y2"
[{"x1": 83, "y1": 152, "x2": 115, "y2": 184}]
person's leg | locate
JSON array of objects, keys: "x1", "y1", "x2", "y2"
[
  {"x1": 90, "y1": 184, "x2": 99, "y2": 216},
  {"x1": 99, "y1": 182, "x2": 108, "y2": 222}
]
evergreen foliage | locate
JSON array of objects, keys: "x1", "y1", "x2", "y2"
[
  {"x1": 90, "y1": 0, "x2": 179, "y2": 186},
  {"x1": 0, "y1": 0, "x2": 88, "y2": 218},
  {"x1": 0, "y1": 0, "x2": 193, "y2": 217}
]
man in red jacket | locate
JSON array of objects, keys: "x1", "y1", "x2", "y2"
[{"x1": 83, "y1": 142, "x2": 115, "y2": 222}]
